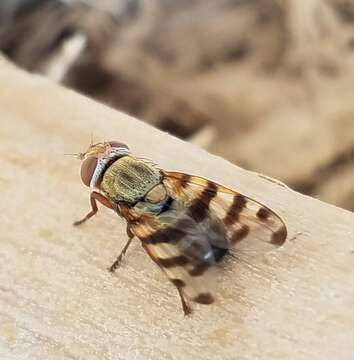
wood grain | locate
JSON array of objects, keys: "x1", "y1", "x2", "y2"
[{"x1": 0, "y1": 59, "x2": 353, "y2": 360}]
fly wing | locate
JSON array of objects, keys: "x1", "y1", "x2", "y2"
[
  {"x1": 120, "y1": 171, "x2": 286, "y2": 306},
  {"x1": 126, "y1": 207, "x2": 226, "y2": 305},
  {"x1": 162, "y1": 171, "x2": 287, "y2": 253}
]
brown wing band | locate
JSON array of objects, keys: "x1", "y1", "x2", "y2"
[
  {"x1": 170, "y1": 279, "x2": 186, "y2": 288},
  {"x1": 256, "y1": 207, "x2": 272, "y2": 221},
  {"x1": 230, "y1": 224, "x2": 250, "y2": 245},
  {"x1": 271, "y1": 225, "x2": 287, "y2": 245},
  {"x1": 188, "y1": 263, "x2": 211, "y2": 277},
  {"x1": 223, "y1": 194, "x2": 247, "y2": 226},
  {"x1": 192, "y1": 293, "x2": 215, "y2": 304},
  {"x1": 188, "y1": 181, "x2": 218, "y2": 222},
  {"x1": 141, "y1": 218, "x2": 189, "y2": 244}
]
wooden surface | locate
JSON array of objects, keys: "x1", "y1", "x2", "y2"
[{"x1": 1, "y1": 59, "x2": 354, "y2": 360}]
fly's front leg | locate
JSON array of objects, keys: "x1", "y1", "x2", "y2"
[
  {"x1": 73, "y1": 191, "x2": 113, "y2": 226},
  {"x1": 109, "y1": 224, "x2": 135, "y2": 273}
]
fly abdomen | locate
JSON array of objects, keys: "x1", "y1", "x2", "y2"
[{"x1": 210, "y1": 245, "x2": 228, "y2": 262}]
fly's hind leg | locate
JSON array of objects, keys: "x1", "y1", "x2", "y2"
[
  {"x1": 171, "y1": 280, "x2": 192, "y2": 316},
  {"x1": 109, "y1": 225, "x2": 135, "y2": 273},
  {"x1": 178, "y1": 289, "x2": 192, "y2": 316}
]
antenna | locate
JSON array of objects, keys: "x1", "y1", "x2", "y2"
[{"x1": 64, "y1": 152, "x2": 84, "y2": 159}]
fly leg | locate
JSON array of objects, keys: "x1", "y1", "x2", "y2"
[
  {"x1": 73, "y1": 191, "x2": 112, "y2": 226},
  {"x1": 175, "y1": 285, "x2": 192, "y2": 316},
  {"x1": 170, "y1": 279, "x2": 192, "y2": 315},
  {"x1": 109, "y1": 225, "x2": 135, "y2": 272},
  {"x1": 141, "y1": 242, "x2": 193, "y2": 315}
]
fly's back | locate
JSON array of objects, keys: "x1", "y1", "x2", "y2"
[{"x1": 101, "y1": 156, "x2": 162, "y2": 204}]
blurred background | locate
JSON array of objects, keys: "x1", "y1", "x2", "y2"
[{"x1": 1, "y1": 0, "x2": 354, "y2": 211}]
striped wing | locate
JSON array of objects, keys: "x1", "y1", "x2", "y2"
[
  {"x1": 123, "y1": 171, "x2": 287, "y2": 309},
  {"x1": 162, "y1": 171, "x2": 287, "y2": 253},
  {"x1": 127, "y1": 208, "x2": 224, "y2": 306}
]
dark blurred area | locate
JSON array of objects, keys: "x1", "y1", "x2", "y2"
[{"x1": 1, "y1": 0, "x2": 354, "y2": 211}]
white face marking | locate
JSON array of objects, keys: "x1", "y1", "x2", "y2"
[{"x1": 90, "y1": 147, "x2": 130, "y2": 188}]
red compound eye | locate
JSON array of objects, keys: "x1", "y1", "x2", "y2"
[
  {"x1": 109, "y1": 141, "x2": 129, "y2": 150},
  {"x1": 80, "y1": 156, "x2": 98, "y2": 187}
]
